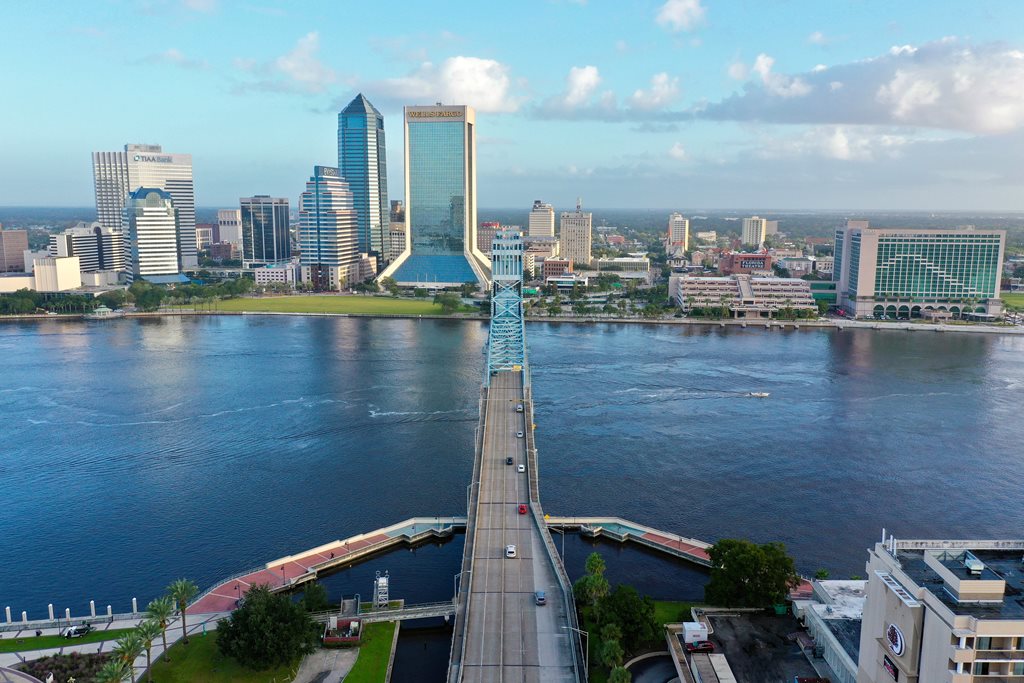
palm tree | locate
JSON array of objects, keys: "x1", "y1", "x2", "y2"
[
  {"x1": 136, "y1": 619, "x2": 163, "y2": 683},
  {"x1": 146, "y1": 596, "x2": 174, "y2": 662},
  {"x1": 114, "y1": 630, "x2": 144, "y2": 683},
  {"x1": 96, "y1": 654, "x2": 130, "y2": 682},
  {"x1": 167, "y1": 579, "x2": 199, "y2": 645}
]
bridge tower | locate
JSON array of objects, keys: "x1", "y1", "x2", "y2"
[{"x1": 485, "y1": 229, "x2": 527, "y2": 385}]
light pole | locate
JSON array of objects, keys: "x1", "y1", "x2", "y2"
[
  {"x1": 453, "y1": 570, "x2": 471, "y2": 600},
  {"x1": 281, "y1": 565, "x2": 287, "y2": 587},
  {"x1": 562, "y1": 626, "x2": 589, "y2": 674},
  {"x1": 466, "y1": 481, "x2": 478, "y2": 513}
]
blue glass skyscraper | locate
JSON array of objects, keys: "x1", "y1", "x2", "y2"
[
  {"x1": 379, "y1": 104, "x2": 490, "y2": 288},
  {"x1": 338, "y1": 94, "x2": 388, "y2": 267}
]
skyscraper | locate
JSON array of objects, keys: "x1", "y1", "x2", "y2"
[
  {"x1": 338, "y1": 94, "x2": 389, "y2": 267},
  {"x1": 49, "y1": 222, "x2": 125, "y2": 273},
  {"x1": 668, "y1": 212, "x2": 689, "y2": 250},
  {"x1": 299, "y1": 166, "x2": 359, "y2": 291},
  {"x1": 528, "y1": 200, "x2": 555, "y2": 238},
  {"x1": 92, "y1": 144, "x2": 197, "y2": 267},
  {"x1": 742, "y1": 216, "x2": 767, "y2": 248},
  {"x1": 379, "y1": 104, "x2": 490, "y2": 288},
  {"x1": 241, "y1": 196, "x2": 290, "y2": 267},
  {"x1": 559, "y1": 198, "x2": 593, "y2": 267},
  {"x1": 122, "y1": 187, "x2": 181, "y2": 281}
]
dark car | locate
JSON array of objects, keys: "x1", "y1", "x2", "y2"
[
  {"x1": 686, "y1": 640, "x2": 714, "y2": 653},
  {"x1": 63, "y1": 624, "x2": 93, "y2": 638},
  {"x1": 506, "y1": 456, "x2": 513, "y2": 465}
]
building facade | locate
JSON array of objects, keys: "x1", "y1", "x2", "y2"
[
  {"x1": 299, "y1": 166, "x2": 359, "y2": 291},
  {"x1": 338, "y1": 93, "x2": 389, "y2": 267},
  {"x1": 668, "y1": 212, "x2": 689, "y2": 250},
  {"x1": 122, "y1": 187, "x2": 181, "y2": 281},
  {"x1": 559, "y1": 199, "x2": 592, "y2": 267},
  {"x1": 240, "y1": 196, "x2": 290, "y2": 268},
  {"x1": 33, "y1": 256, "x2": 82, "y2": 292},
  {"x1": 254, "y1": 262, "x2": 299, "y2": 287},
  {"x1": 0, "y1": 227, "x2": 29, "y2": 272},
  {"x1": 719, "y1": 252, "x2": 772, "y2": 275},
  {"x1": 195, "y1": 225, "x2": 213, "y2": 251},
  {"x1": 49, "y1": 222, "x2": 125, "y2": 273},
  {"x1": 478, "y1": 221, "x2": 501, "y2": 255},
  {"x1": 529, "y1": 200, "x2": 555, "y2": 238},
  {"x1": 93, "y1": 144, "x2": 197, "y2": 267},
  {"x1": 742, "y1": 216, "x2": 768, "y2": 248},
  {"x1": 858, "y1": 535, "x2": 1024, "y2": 683},
  {"x1": 217, "y1": 209, "x2": 242, "y2": 246},
  {"x1": 834, "y1": 224, "x2": 1006, "y2": 319},
  {"x1": 379, "y1": 104, "x2": 489, "y2": 288},
  {"x1": 542, "y1": 258, "x2": 573, "y2": 279},
  {"x1": 669, "y1": 274, "x2": 816, "y2": 318}
]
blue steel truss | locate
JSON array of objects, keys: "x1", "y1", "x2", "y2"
[{"x1": 485, "y1": 230, "x2": 527, "y2": 385}]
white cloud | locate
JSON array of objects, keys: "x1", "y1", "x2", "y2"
[
  {"x1": 808, "y1": 31, "x2": 827, "y2": 46},
  {"x1": 668, "y1": 142, "x2": 687, "y2": 160},
  {"x1": 630, "y1": 72, "x2": 680, "y2": 110},
  {"x1": 233, "y1": 32, "x2": 338, "y2": 94},
  {"x1": 373, "y1": 56, "x2": 520, "y2": 112},
  {"x1": 142, "y1": 48, "x2": 208, "y2": 69},
  {"x1": 727, "y1": 61, "x2": 749, "y2": 80},
  {"x1": 561, "y1": 65, "x2": 603, "y2": 107},
  {"x1": 656, "y1": 0, "x2": 705, "y2": 32},
  {"x1": 758, "y1": 126, "x2": 910, "y2": 162},
  {"x1": 751, "y1": 54, "x2": 812, "y2": 97}
]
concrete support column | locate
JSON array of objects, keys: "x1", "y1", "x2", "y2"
[
  {"x1": 65, "y1": 608, "x2": 71, "y2": 621},
  {"x1": 107, "y1": 605, "x2": 112, "y2": 618},
  {"x1": 132, "y1": 598, "x2": 138, "y2": 614},
  {"x1": 48, "y1": 604, "x2": 54, "y2": 621},
  {"x1": 90, "y1": 600, "x2": 96, "y2": 617},
  {"x1": 21, "y1": 611, "x2": 28, "y2": 624},
  {"x1": 5, "y1": 606, "x2": 10, "y2": 624}
]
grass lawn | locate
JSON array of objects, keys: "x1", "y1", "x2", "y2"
[
  {"x1": 652, "y1": 600, "x2": 699, "y2": 626},
  {"x1": 0, "y1": 627, "x2": 135, "y2": 653},
  {"x1": 147, "y1": 631, "x2": 298, "y2": 683},
  {"x1": 216, "y1": 295, "x2": 448, "y2": 316},
  {"x1": 1003, "y1": 292, "x2": 1024, "y2": 309},
  {"x1": 344, "y1": 621, "x2": 397, "y2": 683}
]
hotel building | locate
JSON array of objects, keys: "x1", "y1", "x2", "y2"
[
  {"x1": 834, "y1": 223, "x2": 1006, "y2": 319},
  {"x1": 379, "y1": 104, "x2": 490, "y2": 288},
  {"x1": 742, "y1": 216, "x2": 767, "y2": 248},
  {"x1": 298, "y1": 166, "x2": 359, "y2": 291},
  {"x1": 668, "y1": 212, "x2": 689, "y2": 250},
  {"x1": 529, "y1": 200, "x2": 555, "y2": 238}
]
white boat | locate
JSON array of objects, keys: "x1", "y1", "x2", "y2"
[{"x1": 749, "y1": 392, "x2": 770, "y2": 398}]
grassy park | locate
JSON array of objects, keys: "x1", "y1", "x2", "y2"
[
  {"x1": 0, "y1": 627, "x2": 135, "y2": 653},
  {"x1": 216, "y1": 295, "x2": 449, "y2": 316},
  {"x1": 148, "y1": 632, "x2": 298, "y2": 683},
  {"x1": 342, "y1": 621, "x2": 397, "y2": 683},
  {"x1": 1003, "y1": 292, "x2": 1024, "y2": 310}
]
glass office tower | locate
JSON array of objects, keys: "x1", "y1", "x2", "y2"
[
  {"x1": 379, "y1": 105, "x2": 490, "y2": 288},
  {"x1": 240, "y1": 195, "x2": 290, "y2": 268},
  {"x1": 338, "y1": 94, "x2": 388, "y2": 267}
]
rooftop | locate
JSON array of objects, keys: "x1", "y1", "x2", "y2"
[
  {"x1": 898, "y1": 549, "x2": 1024, "y2": 620},
  {"x1": 824, "y1": 618, "x2": 862, "y2": 662}
]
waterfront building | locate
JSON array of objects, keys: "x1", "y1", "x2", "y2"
[
  {"x1": 22, "y1": 249, "x2": 48, "y2": 272},
  {"x1": 378, "y1": 104, "x2": 489, "y2": 288},
  {"x1": 299, "y1": 165, "x2": 359, "y2": 291},
  {"x1": 742, "y1": 216, "x2": 767, "y2": 248},
  {"x1": 833, "y1": 223, "x2": 1006, "y2": 318},
  {"x1": 719, "y1": 252, "x2": 772, "y2": 275},
  {"x1": 858, "y1": 534, "x2": 1024, "y2": 683},
  {"x1": 668, "y1": 212, "x2": 689, "y2": 250},
  {"x1": 792, "y1": 580, "x2": 865, "y2": 683},
  {"x1": 559, "y1": 199, "x2": 592, "y2": 267},
  {"x1": 33, "y1": 256, "x2": 82, "y2": 292},
  {"x1": 254, "y1": 262, "x2": 299, "y2": 287},
  {"x1": 338, "y1": 94, "x2": 389, "y2": 266},
  {"x1": 240, "y1": 196, "x2": 290, "y2": 268},
  {"x1": 122, "y1": 187, "x2": 183, "y2": 282},
  {"x1": 669, "y1": 274, "x2": 815, "y2": 318},
  {"x1": 218, "y1": 209, "x2": 243, "y2": 246},
  {"x1": 478, "y1": 221, "x2": 501, "y2": 255},
  {"x1": 49, "y1": 222, "x2": 125, "y2": 273},
  {"x1": 93, "y1": 144, "x2": 197, "y2": 267},
  {"x1": 0, "y1": 227, "x2": 29, "y2": 272},
  {"x1": 529, "y1": 200, "x2": 555, "y2": 238},
  {"x1": 546, "y1": 272, "x2": 588, "y2": 292}
]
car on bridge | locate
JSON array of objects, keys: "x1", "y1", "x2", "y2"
[
  {"x1": 518, "y1": 504, "x2": 527, "y2": 514},
  {"x1": 506, "y1": 456, "x2": 513, "y2": 465},
  {"x1": 534, "y1": 591, "x2": 547, "y2": 606},
  {"x1": 516, "y1": 403, "x2": 524, "y2": 412},
  {"x1": 516, "y1": 431, "x2": 524, "y2": 438},
  {"x1": 517, "y1": 464, "x2": 525, "y2": 473},
  {"x1": 505, "y1": 544, "x2": 517, "y2": 558}
]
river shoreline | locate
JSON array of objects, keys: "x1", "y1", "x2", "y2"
[{"x1": 3, "y1": 309, "x2": 1022, "y2": 335}]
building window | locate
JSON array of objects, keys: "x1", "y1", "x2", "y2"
[{"x1": 973, "y1": 662, "x2": 989, "y2": 675}]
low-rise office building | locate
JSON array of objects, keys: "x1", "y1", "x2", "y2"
[
  {"x1": 50, "y1": 222, "x2": 126, "y2": 273},
  {"x1": 33, "y1": 256, "x2": 82, "y2": 292},
  {"x1": 670, "y1": 274, "x2": 815, "y2": 318},
  {"x1": 858, "y1": 534, "x2": 1024, "y2": 683},
  {"x1": 545, "y1": 272, "x2": 588, "y2": 291},
  {"x1": 0, "y1": 227, "x2": 29, "y2": 272},
  {"x1": 254, "y1": 262, "x2": 299, "y2": 287},
  {"x1": 719, "y1": 252, "x2": 772, "y2": 275},
  {"x1": 794, "y1": 581, "x2": 865, "y2": 683},
  {"x1": 542, "y1": 258, "x2": 573, "y2": 279}
]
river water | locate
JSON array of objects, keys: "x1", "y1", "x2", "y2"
[{"x1": 3, "y1": 316, "x2": 1022, "y2": 623}]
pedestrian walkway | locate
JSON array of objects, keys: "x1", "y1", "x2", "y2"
[{"x1": 545, "y1": 516, "x2": 713, "y2": 567}]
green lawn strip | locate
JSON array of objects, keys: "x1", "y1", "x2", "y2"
[
  {"x1": 0, "y1": 627, "x2": 136, "y2": 653},
  {"x1": 215, "y1": 296, "x2": 448, "y2": 316},
  {"x1": 652, "y1": 600, "x2": 700, "y2": 626},
  {"x1": 147, "y1": 631, "x2": 297, "y2": 683},
  {"x1": 344, "y1": 621, "x2": 397, "y2": 683},
  {"x1": 1002, "y1": 292, "x2": 1024, "y2": 309}
]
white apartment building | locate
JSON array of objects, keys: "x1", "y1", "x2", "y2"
[
  {"x1": 529, "y1": 200, "x2": 555, "y2": 238},
  {"x1": 559, "y1": 199, "x2": 592, "y2": 267},
  {"x1": 668, "y1": 212, "x2": 689, "y2": 250},
  {"x1": 92, "y1": 144, "x2": 197, "y2": 267},
  {"x1": 742, "y1": 216, "x2": 768, "y2": 247},
  {"x1": 218, "y1": 208, "x2": 243, "y2": 246},
  {"x1": 49, "y1": 222, "x2": 125, "y2": 273},
  {"x1": 122, "y1": 187, "x2": 181, "y2": 281}
]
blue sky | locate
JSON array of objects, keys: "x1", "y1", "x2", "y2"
[{"x1": 4, "y1": 0, "x2": 1024, "y2": 210}]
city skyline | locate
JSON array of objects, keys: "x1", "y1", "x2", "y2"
[{"x1": 4, "y1": 1, "x2": 1024, "y2": 210}]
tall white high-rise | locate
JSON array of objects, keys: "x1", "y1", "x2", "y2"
[
  {"x1": 528, "y1": 200, "x2": 555, "y2": 238},
  {"x1": 218, "y1": 209, "x2": 242, "y2": 245},
  {"x1": 49, "y1": 222, "x2": 125, "y2": 273},
  {"x1": 299, "y1": 166, "x2": 360, "y2": 291},
  {"x1": 559, "y1": 198, "x2": 592, "y2": 267},
  {"x1": 122, "y1": 187, "x2": 180, "y2": 281},
  {"x1": 92, "y1": 144, "x2": 197, "y2": 268},
  {"x1": 742, "y1": 216, "x2": 768, "y2": 248},
  {"x1": 668, "y1": 212, "x2": 689, "y2": 250}
]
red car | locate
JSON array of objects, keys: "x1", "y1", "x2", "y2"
[
  {"x1": 518, "y1": 504, "x2": 527, "y2": 515},
  {"x1": 686, "y1": 640, "x2": 715, "y2": 653}
]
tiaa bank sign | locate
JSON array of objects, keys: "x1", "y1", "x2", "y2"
[{"x1": 886, "y1": 622, "x2": 906, "y2": 656}]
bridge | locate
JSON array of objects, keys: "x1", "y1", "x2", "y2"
[{"x1": 448, "y1": 230, "x2": 585, "y2": 682}]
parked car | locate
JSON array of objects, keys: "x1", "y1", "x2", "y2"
[
  {"x1": 686, "y1": 640, "x2": 715, "y2": 653},
  {"x1": 534, "y1": 591, "x2": 547, "y2": 606},
  {"x1": 62, "y1": 624, "x2": 93, "y2": 639},
  {"x1": 517, "y1": 464, "x2": 525, "y2": 473},
  {"x1": 506, "y1": 456, "x2": 513, "y2": 465},
  {"x1": 505, "y1": 544, "x2": 517, "y2": 558},
  {"x1": 518, "y1": 504, "x2": 527, "y2": 514}
]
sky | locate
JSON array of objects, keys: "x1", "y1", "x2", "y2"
[{"x1": 3, "y1": 0, "x2": 1024, "y2": 210}]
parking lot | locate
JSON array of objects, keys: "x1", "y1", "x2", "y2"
[{"x1": 707, "y1": 612, "x2": 819, "y2": 683}]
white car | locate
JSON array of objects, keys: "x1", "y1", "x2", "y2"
[
  {"x1": 517, "y1": 464, "x2": 525, "y2": 473},
  {"x1": 516, "y1": 431, "x2": 524, "y2": 438},
  {"x1": 505, "y1": 544, "x2": 517, "y2": 558}
]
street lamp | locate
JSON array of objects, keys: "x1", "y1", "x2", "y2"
[
  {"x1": 562, "y1": 626, "x2": 589, "y2": 674},
  {"x1": 453, "y1": 570, "x2": 472, "y2": 600},
  {"x1": 466, "y1": 481, "x2": 479, "y2": 513},
  {"x1": 281, "y1": 565, "x2": 287, "y2": 587}
]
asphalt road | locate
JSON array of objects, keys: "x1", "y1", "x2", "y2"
[{"x1": 458, "y1": 372, "x2": 577, "y2": 683}]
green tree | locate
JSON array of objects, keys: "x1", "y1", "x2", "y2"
[
  {"x1": 413, "y1": 287, "x2": 428, "y2": 298},
  {"x1": 300, "y1": 582, "x2": 331, "y2": 613},
  {"x1": 598, "y1": 584, "x2": 658, "y2": 654},
  {"x1": 216, "y1": 585, "x2": 320, "y2": 670},
  {"x1": 460, "y1": 281, "x2": 478, "y2": 297},
  {"x1": 573, "y1": 551, "x2": 610, "y2": 610},
  {"x1": 815, "y1": 568, "x2": 830, "y2": 580},
  {"x1": 380, "y1": 276, "x2": 399, "y2": 295},
  {"x1": 95, "y1": 658, "x2": 131, "y2": 683},
  {"x1": 130, "y1": 282, "x2": 165, "y2": 312},
  {"x1": 601, "y1": 636, "x2": 624, "y2": 669},
  {"x1": 434, "y1": 292, "x2": 462, "y2": 314},
  {"x1": 585, "y1": 552, "x2": 607, "y2": 577},
  {"x1": 97, "y1": 290, "x2": 128, "y2": 309},
  {"x1": 113, "y1": 630, "x2": 144, "y2": 683},
  {"x1": 167, "y1": 578, "x2": 199, "y2": 644},
  {"x1": 136, "y1": 619, "x2": 163, "y2": 683},
  {"x1": 146, "y1": 596, "x2": 174, "y2": 662},
  {"x1": 704, "y1": 539, "x2": 798, "y2": 608},
  {"x1": 608, "y1": 666, "x2": 632, "y2": 683}
]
